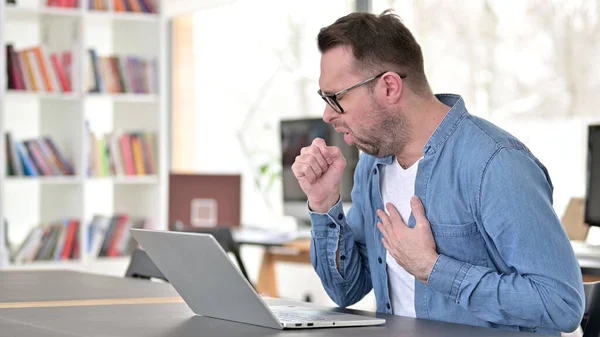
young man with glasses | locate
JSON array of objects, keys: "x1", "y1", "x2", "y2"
[{"x1": 291, "y1": 10, "x2": 584, "y2": 336}]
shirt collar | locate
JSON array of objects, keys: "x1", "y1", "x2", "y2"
[{"x1": 422, "y1": 94, "x2": 468, "y2": 155}]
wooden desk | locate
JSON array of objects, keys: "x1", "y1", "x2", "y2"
[
  {"x1": 0, "y1": 270, "x2": 537, "y2": 337},
  {"x1": 571, "y1": 241, "x2": 600, "y2": 281},
  {"x1": 233, "y1": 228, "x2": 313, "y2": 297},
  {"x1": 578, "y1": 257, "x2": 600, "y2": 282},
  {"x1": 256, "y1": 239, "x2": 311, "y2": 297}
]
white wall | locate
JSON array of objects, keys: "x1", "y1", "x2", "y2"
[
  {"x1": 190, "y1": 0, "x2": 355, "y2": 227},
  {"x1": 163, "y1": 0, "x2": 238, "y2": 18}
]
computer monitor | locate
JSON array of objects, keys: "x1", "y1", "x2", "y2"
[
  {"x1": 280, "y1": 118, "x2": 359, "y2": 221},
  {"x1": 585, "y1": 125, "x2": 600, "y2": 226}
]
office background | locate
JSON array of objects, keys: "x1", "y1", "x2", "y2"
[{"x1": 1, "y1": 0, "x2": 600, "y2": 313}]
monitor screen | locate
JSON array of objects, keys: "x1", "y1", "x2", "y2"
[
  {"x1": 280, "y1": 118, "x2": 359, "y2": 205},
  {"x1": 585, "y1": 125, "x2": 600, "y2": 226}
]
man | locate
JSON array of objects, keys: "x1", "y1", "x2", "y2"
[{"x1": 291, "y1": 10, "x2": 584, "y2": 336}]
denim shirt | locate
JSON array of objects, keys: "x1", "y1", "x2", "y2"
[{"x1": 308, "y1": 94, "x2": 584, "y2": 335}]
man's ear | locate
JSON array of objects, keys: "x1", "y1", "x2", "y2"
[{"x1": 381, "y1": 72, "x2": 403, "y2": 104}]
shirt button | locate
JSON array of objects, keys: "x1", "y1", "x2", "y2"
[
  {"x1": 337, "y1": 213, "x2": 343, "y2": 220},
  {"x1": 340, "y1": 255, "x2": 346, "y2": 261},
  {"x1": 373, "y1": 169, "x2": 377, "y2": 175},
  {"x1": 378, "y1": 257, "x2": 382, "y2": 264},
  {"x1": 386, "y1": 303, "x2": 391, "y2": 310},
  {"x1": 328, "y1": 223, "x2": 336, "y2": 229}
]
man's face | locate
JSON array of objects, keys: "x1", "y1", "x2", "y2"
[{"x1": 318, "y1": 46, "x2": 408, "y2": 157}]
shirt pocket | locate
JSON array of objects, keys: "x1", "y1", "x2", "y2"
[{"x1": 429, "y1": 222, "x2": 491, "y2": 267}]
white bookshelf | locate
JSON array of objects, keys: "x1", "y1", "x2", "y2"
[{"x1": 0, "y1": 0, "x2": 169, "y2": 274}]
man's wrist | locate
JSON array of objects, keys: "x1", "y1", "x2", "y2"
[
  {"x1": 308, "y1": 194, "x2": 340, "y2": 213},
  {"x1": 417, "y1": 253, "x2": 439, "y2": 284}
]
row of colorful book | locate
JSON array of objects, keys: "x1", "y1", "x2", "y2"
[
  {"x1": 90, "y1": 0, "x2": 156, "y2": 13},
  {"x1": 7, "y1": 0, "x2": 154, "y2": 12},
  {"x1": 88, "y1": 214, "x2": 148, "y2": 258},
  {"x1": 5, "y1": 132, "x2": 75, "y2": 177},
  {"x1": 12, "y1": 218, "x2": 81, "y2": 263},
  {"x1": 86, "y1": 124, "x2": 157, "y2": 177},
  {"x1": 5, "y1": 44, "x2": 73, "y2": 93},
  {"x1": 87, "y1": 49, "x2": 158, "y2": 94},
  {"x1": 47, "y1": 0, "x2": 78, "y2": 8},
  {"x1": 10, "y1": 213, "x2": 148, "y2": 264}
]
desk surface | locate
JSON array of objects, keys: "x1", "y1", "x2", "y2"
[
  {"x1": 0, "y1": 270, "x2": 178, "y2": 303},
  {"x1": 0, "y1": 316, "x2": 72, "y2": 337},
  {"x1": 233, "y1": 227, "x2": 312, "y2": 247},
  {"x1": 0, "y1": 300, "x2": 537, "y2": 337},
  {"x1": 571, "y1": 241, "x2": 600, "y2": 276},
  {"x1": 0, "y1": 270, "x2": 537, "y2": 337}
]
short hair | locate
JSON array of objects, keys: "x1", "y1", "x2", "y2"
[{"x1": 317, "y1": 9, "x2": 429, "y2": 95}]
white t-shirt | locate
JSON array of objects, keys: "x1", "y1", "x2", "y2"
[{"x1": 379, "y1": 157, "x2": 420, "y2": 317}]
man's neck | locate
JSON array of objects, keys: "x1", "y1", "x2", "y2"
[{"x1": 395, "y1": 96, "x2": 451, "y2": 169}]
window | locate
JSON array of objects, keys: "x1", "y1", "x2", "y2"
[{"x1": 172, "y1": 0, "x2": 355, "y2": 221}]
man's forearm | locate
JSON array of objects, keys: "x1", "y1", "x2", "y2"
[{"x1": 427, "y1": 254, "x2": 583, "y2": 332}]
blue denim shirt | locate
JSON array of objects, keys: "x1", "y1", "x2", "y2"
[{"x1": 308, "y1": 94, "x2": 584, "y2": 335}]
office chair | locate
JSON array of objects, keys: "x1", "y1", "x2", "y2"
[
  {"x1": 582, "y1": 281, "x2": 600, "y2": 337},
  {"x1": 124, "y1": 248, "x2": 168, "y2": 282},
  {"x1": 172, "y1": 222, "x2": 253, "y2": 287}
]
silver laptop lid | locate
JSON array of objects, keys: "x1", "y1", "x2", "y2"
[{"x1": 129, "y1": 229, "x2": 283, "y2": 330}]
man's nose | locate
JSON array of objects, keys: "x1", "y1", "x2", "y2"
[{"x1": 322, "y1": 105, "x2": 338, "y2": 124}]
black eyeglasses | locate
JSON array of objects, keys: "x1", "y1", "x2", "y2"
[{"x1": 317, "y1": 71, "x2": 407, "y2": 114}]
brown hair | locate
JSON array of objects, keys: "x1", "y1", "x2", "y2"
[{"x1": 317, "y1": 9, "x2": 429, "y2": 95}]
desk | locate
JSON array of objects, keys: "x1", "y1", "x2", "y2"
[
  {"x1": 0, "y1": 270, "x2": 536, "y2": 337},
  {"x1": 234, "y1": 228, "x2": 312, "y2": 297},
  {"x1": 0, "y1": 270, "x2": 178, "y2": 303},
  {"x1": 0, "y1": 316, "x2": 73, "y2": 337},
  {"x1": 571, "y1": 241, "x2": 600, "y2": 281}
]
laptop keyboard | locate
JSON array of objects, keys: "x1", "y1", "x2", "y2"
[{"x1": 271, "y1": 309, "x2": 331, "y2": 322}]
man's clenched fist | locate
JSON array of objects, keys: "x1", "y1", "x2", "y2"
[{"x1": 291, "y1": 138, "x2": 346, "y2": 213}]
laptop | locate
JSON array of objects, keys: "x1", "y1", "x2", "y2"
[{"x1": 129, "y1": 228, "x2": 386, "y2": 330}]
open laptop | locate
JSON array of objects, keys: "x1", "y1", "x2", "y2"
[{"x1": 129, "y1": 228, "x2": 385, "y2": 330}]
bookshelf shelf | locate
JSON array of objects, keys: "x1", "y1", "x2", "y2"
[
  {"x1": 9, "y1": 258, "x2": 84, "y2": 270},
  {"x1": 4, "y1": 5, "x2": 81, "y2": 20},
  {"x1": 5, "y1": 90, "x2": 78, "y2": 101},
  {"x1": 112, "y1": 176, "x2": 159, "y2": 184},
  {"x1": 110, "y1": 11, "x2": 159, "y2": 22},
  {"x1": 1, "y1": 0, "x2": 168, "y2": 273},
  {"x1": 85, "y1": 93, "x2": 158, "y2": 103},
  {"x1": 7, "y1": 92, "x2": 158, "y2": 102},
  {"x1": 114, "y1": 176, "x2": 159, "y2": 185},
  {"x1": 5, "y1": 176, "x2": 81, "y2": 185},
  {"x1": 5, "y1": 5, "x2": 160, "y2": 23},
  {"x1": 87, "y1": 176, "x2": 159, "y2": 184},
  {"x1": 8, "y1": 256, "x2": 132, "y2": 276},
  {"x1": 85, "y1": 11, "x2": 159, "y2": 23}
]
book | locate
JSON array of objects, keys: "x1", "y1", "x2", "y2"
[
  {"x1": 5, "y1": 133, "x2": 74, "y2": 177},
  {"x1": 85, "y1": 128, "x2": 156, "y2": 177},
  {"x1": 5, "y1": 44, "x2": 72, "y2": 93},
  {"x1": 86, "y1": 49, "x2": 158, "y2": 94}
]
